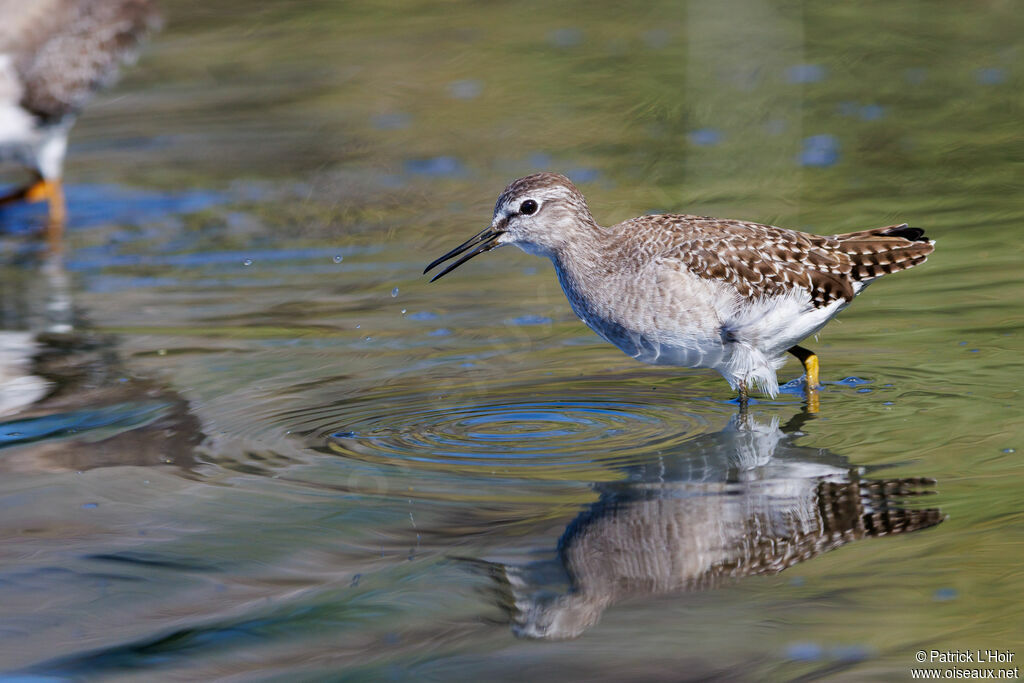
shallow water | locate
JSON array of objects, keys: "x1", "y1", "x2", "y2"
[{"x1": 1, "y1": 1, "x2": 1022, "y2": 680}]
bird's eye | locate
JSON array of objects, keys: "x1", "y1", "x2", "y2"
[{"x1": 519, "y1": 199, "x2": 538, "y2": 215}]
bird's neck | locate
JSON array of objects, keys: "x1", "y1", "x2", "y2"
[
  {"x1": 549, "y1": 219, "x2": 609, "y2": 274},
  {"x1": 547, "y1": 222, "x2": 616, "y2": 317}
]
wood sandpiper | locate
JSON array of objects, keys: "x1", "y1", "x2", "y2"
[
  {"x1": 0, "y1": 0, "x2": 160, "y2": 236},
  {"x1": 425, "y1": 172, "x2": 934, "y2": 408}
]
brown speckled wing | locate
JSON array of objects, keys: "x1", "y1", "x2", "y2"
[
  {"x1": 7, "y1": 0, "x2": 160, "y2": 123},
  {"x1": 634, "y1": 216, "x2": 934, "y2": 308}
]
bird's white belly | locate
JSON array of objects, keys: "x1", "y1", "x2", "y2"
[
  {"x1": 591, "y1": 321, "x2": 727, "y2": 370},
  {"x1": 0, "y1": 54, "x2": 36, "y2": 154},
  {"x1": 0, "y1": 102, "x2": 37, "y2": 157},
  {"x1": 553, "y1": 257, "x2": 730, "y2": 370}
]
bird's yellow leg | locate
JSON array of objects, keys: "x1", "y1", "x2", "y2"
[
  {"x1": 788, "y1": 345, "x2": 820, "y2": 386},
  {"x1": 803, "y1": 353, "x2": 819, "y2": 388},
  {"x1": 788, "y1": 345, "x2": 820, "y2": 413},
  {"x1": 0, "y1": 175, "x2": 67, "y2": 245}
]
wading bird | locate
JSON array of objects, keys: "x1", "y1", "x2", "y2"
[{"x1": 425, "y1": 173, "x2": 934, "y2": 406}]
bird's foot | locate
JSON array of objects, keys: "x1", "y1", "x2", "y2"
[
  {"x1": 736, "y1": 380, "x2": 750, "y2": 415},
  {"x1": 1, "y1": 177, "x2": 66, "y2": 245}
]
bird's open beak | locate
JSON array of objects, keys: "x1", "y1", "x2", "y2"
[{"x1": 423, "y1": 223, "x2": 505, "y2": 282}]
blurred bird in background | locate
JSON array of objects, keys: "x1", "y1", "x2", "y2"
[{"x1": 0, "y1": 0, "x2": 160, "y2": 238}]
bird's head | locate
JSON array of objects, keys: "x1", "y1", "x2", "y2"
[{"x1": 424, "y1": 172, "x2": 595, "y2": 281}]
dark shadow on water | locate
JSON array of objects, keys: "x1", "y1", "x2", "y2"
[{"x1": 467, "y1": 412, "x2": 944, "y2": 640}]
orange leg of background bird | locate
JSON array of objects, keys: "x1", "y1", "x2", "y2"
[
  {"x1": 2, "y1": 175, "x2": 66, "y2": 244},
  {"x1": 24, "y1": 177, "x2": 66, "y2": 224}
]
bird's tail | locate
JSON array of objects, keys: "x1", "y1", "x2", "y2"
[
  {"x1": 818, "y1": 475, "x2": 945, "y2": 540},
  {"x1": 835, "y1": 224, "x2": 935, "y2": 282}
]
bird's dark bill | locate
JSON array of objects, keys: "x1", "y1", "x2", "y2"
[{"x1": 423, "y1": 226, "x2": 504, "y2": 282}]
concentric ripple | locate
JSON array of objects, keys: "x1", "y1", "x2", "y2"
[{"x1": 289, "y1": 380, "x2": 718, "y2": 477}]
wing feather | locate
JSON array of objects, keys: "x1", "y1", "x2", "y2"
[{"x1": 617, "y1": 215, "x2": 931, "y2": 309}]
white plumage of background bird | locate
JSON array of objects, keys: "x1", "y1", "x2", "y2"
[{"x1": 0, "y1": 0, "x2": 159, "y2": 233}]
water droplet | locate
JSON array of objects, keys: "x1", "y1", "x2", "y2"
[
  {"x1": 333, "y1": 255, "x2": 344, "y2": 263},
  {"x1": 391, "y1": 287, "x2": 399, "y2": 297},
  {"x1": 243, "y1": 258, "x2": 253, "y2": 266}
]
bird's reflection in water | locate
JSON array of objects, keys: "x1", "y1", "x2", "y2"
[
  {"x1": 478, "y1": 414, "x2": 943, "y2": 640},
  {"x1": 0, "y1": 250, "x2": 202, "y2": 472}
]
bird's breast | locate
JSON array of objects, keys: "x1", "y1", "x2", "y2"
[{"x1": 551, "y1": 256, "x2": 728, "y2": 368}]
